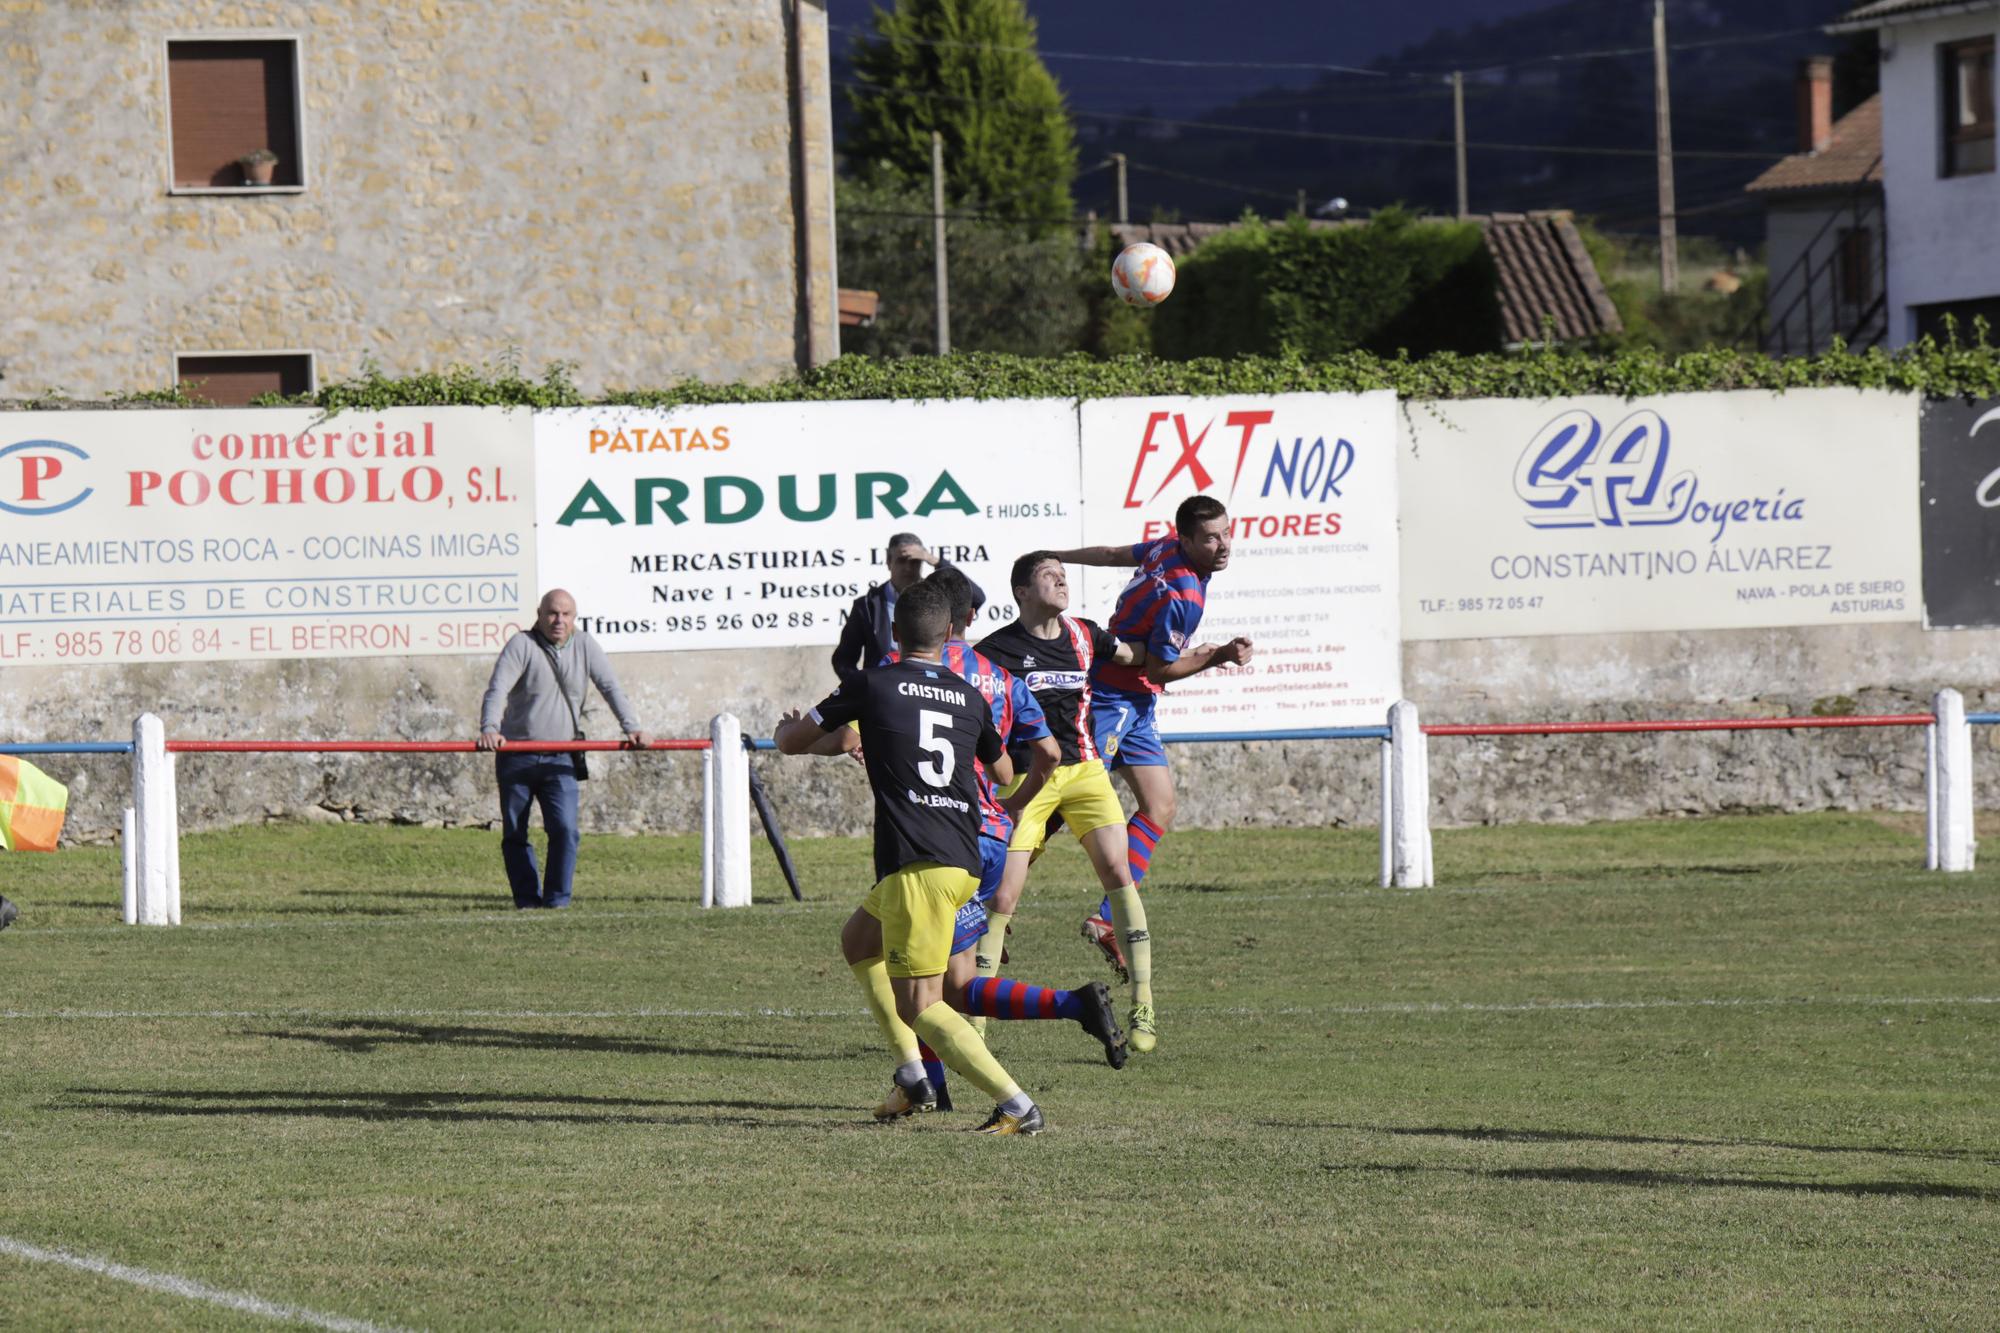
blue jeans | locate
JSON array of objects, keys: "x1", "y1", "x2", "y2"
[{"x1": 497, "y1": 752, "x2": 580, "y2": 908}]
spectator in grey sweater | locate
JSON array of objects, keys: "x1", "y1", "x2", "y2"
[{"x1": 477, "y1": 589, "x2": 648, "y2": 908}]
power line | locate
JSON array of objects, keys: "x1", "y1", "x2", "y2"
[
  {"x1": 1373, "y1": 24, "x2": 1833, "y2": 78},
  {"x1": 829, "y1": 20, "x2": 1832, "y2": 84},
  {"x1": 837, "y1": 78, "x2": 1785, "y2": 162},
  {"x1": 1123, "y1": 158, "x2": 1317, "y2": 206},
  {"x1": 828, "y1": 21, "x2": 1400, "y2": 79}
]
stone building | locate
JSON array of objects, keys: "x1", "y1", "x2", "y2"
[{"x1": 0, "y1": 0, "x2": 838, "y2": 402}]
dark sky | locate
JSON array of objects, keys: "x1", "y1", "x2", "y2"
[{"x1": 825, "y1": 0, "x2": 1562, "y2": 114}]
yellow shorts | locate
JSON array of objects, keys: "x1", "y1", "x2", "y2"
[
  {"x1": 1004, "y1": 759, "x2": 1126, "y2": 854},
  {"x1": 862, "y1": 861, "x2": 979, "y2": 978}
]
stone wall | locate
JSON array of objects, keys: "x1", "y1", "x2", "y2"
[
  {"x1": 0, "y1": 0, "x2": 833, "y2": 398},
  {"x1": 11, "y1": 620, "x2": 2000, "y2": 848}
]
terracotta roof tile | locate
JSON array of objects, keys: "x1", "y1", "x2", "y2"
[
  {"x1": 1482, "y1": 213, "x2": 1623, "y2": 343},
  {"x1": 1744, "y1": 95, "x2": 1883, "y2": 194}
]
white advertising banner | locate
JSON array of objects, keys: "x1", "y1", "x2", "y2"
[
  {"x1": 1399, "y1": 389, "x2": 1921, "y2": 639},
  {"x1": 533, "y1": 401, "x2": 1084, "y2": 651},
  {"x1": 1076, "y1": 391, "x2": 1403, "y2": 731},
  {"x1": 0, "y1": 408, "x2": 536, "y2": 665}
]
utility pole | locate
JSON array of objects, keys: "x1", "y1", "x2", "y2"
[
  {"x1": 932, "y1": 130, "x2": 950, "y2": 356},
  {"x1": 1111, "y1": 152, "x2": 1129, "y2": 224},
  {"x1": 1452, "y1": 70, "x2": 1468, "y2": 219},
  {"x1": 1652, "y1": 0, "x2": 1679, "y2": 294},
  {"x1": 1297, "y1": 187, "x2": 1308, "y2": 217}
]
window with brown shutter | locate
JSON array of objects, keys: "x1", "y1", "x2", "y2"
[
  {"x1": 177, "y1": 353, "x2": 316, "y2": 406},
  {"x1": 166, "y1": 38, "x2": 304, "y2": 191}
]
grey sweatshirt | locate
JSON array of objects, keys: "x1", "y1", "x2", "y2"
[{"x1": 479, "y1": 630, "x2": 640, "y2": 741}]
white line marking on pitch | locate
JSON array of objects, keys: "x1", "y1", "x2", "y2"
[
  {"x1": 0, "y1": 1234, "x2": 408, "y2": 1332},
  {"x1": 1256, "y1": 995, "x2": 2000, "y2": 1016},
  {"x1": 0, "y1": 996, "x2": 1994, "y2": 1023}
]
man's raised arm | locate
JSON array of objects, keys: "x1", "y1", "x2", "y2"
[
  {"x1": 1045, "y1": 545, "x2": 1140, "y2": 568},
  {"x1": 1149, "y1": 636, "x2": 1255, "y2": 684}
]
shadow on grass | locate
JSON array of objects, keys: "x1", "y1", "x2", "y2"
[
  {"x1": 60, "y1": 1086, "x2": 848, "y2": 1128},
  {"x1": 1324, "y1": 1161, "x2": 1997, "y2": 1202},
  {"x1": 1278, "y1": 1121, "x2": 1998, "y2": 1166},
  {"x1": 295, "y1": 889, "x2": 673, "y2": 907},
  {"x1": 247, "y1": 1019, "x2": 858, "y2": 1061}
]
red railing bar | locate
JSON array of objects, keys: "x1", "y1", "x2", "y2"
[
  {"x1": 1424, "y1": 714, "x2": 1934, "y2": 737},
  {"x1": 155, "y1": 715, "x2": 1940, "y2": 751},
  {"x1": 164, "y1": 739, "x2": 713, "y2": 753}
]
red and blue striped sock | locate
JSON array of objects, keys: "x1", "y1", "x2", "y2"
[
  {"x1": 1100, "y1": 811, "x2": 1166, "y2": 919},
  {"x1": 917, "y1": 1040, "x2": 952, "y2": 1111},
  {"x1": 963, "y1": 976, "x2": 1086, "y2": 1021}
]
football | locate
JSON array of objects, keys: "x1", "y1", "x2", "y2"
[{"x1": 1111, "y1": 242, "x2": 1176, "y2": 308}]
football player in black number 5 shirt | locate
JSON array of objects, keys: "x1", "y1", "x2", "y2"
[{"x1": 775, "y1": 578, "x2": 1048, "y2": 1135}]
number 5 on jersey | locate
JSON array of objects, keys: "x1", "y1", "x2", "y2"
[{"x1": 917, "y1": 709, "x2": 955, "y2": 786}]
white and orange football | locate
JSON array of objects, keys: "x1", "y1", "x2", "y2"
[{"x1": 1111, "y1": 242, "x2": 1176, "y2": 308}]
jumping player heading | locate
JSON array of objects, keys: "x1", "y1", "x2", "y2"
[
  {"x1": 1046, "y1": 493, "x2": 1254, "y2": 956},
  {"x1": 978, "y1": 551, "x2": 1161, "y2": 1049}
]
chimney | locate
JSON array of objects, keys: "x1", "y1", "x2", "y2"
[{"x1": 1797, "y1": 55, "x2": 1834, "y2": 153}]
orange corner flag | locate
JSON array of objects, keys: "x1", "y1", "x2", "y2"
[{"x1": 0, "y1": 756, "x2": 69, "y2": 852}]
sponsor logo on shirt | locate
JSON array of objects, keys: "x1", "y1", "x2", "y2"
[
  {"x1": 1026, "y1": 670, "x2": 1088, "y2": 693},
  {"x1": 906, "y1": 789, "x2": 972, "y2": 813}
]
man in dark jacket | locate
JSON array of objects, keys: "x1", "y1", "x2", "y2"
[{"x1": 830, "y1": 533, "x2": 984, "y2": 685}]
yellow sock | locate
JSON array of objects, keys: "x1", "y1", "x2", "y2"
[
  {"x1": 968, "y1": 910, "x2": 1013, "y2": 1037},
  {"x1": 850, "y1": 957, "x2": 920, "y2": 1066},
  {"x1": 974, "y1": 911, "x2": 1011, "y2": 979},
  {"x1": 912, "y1": 1001, "x2": 1021, "y2": 1105},
  {"x1": 1108, "y1": 884, "x2": 1153, "y2": 1008}
]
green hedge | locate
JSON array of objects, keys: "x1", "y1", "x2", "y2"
[
  {"x1": 12, "y1": 338, "x2": 2000, "y2": 412},
  {"x1": 1149, "y1": 210, "x2": 1503, "y2": 360}
]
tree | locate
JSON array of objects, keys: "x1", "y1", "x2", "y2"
[{"x1": 846, "y1": 0, "x2": 1078, "y2": 234}]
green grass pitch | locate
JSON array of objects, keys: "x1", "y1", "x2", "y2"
[{"x1": 1, "y1": 814, "x2": 1995, "y2": 1328}]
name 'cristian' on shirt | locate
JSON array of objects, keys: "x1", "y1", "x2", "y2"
[{"x1": 897, "y1": 681, "x2": 964, "y2": 703}]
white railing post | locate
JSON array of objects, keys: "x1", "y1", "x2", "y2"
[
  {"x1": 1925, "y1": 719, "x2": 1940, "y2": 871},
  {"x1": 1378, "y1": 737, "x2": 1393, "y2": 888},
  {"x1": 708, "y1": 713, "x2": 752, "y2": 908},
  {"x1": 121, "y1": 805, "x2": 137, "y2": 925},
  {"x1": 700, "y1": 746, "x2": 717, "y2": 908},
  {"x1": 1389, "y1": 700, "x2": 1433, "y2": 888},
  {"x1": 131, "y1": 713, "x2": 173, "y2": 925},
  {"x1": 1933, "y1": 689, "x2": 1975, "y2": 872},
  {"x1": 165, "y1": 752, "x2": 182, "y2": 925}
]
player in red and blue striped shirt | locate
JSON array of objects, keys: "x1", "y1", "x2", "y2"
[{"x1": 1047, "y1": 494, "x2": 1255, "y2": 1053}]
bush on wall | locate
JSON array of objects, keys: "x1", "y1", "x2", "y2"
[{"x1": 1147, "y1": 209, "x2": 1503, "y2": 361}]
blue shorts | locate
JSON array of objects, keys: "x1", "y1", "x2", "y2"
[
  {"x1": 1092, "y1": 688, "x2": 1168, "y2": 769},
  {"x1": 949, "y1": 836, "x2": 1010, "y2": 956}
]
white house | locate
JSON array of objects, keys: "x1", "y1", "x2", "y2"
[
  {"x1": 1830, "y1": 0, "x2": 2000, "y2": 346},
  {"x1": 1745, "y1": 58, "x2": 1885, "y2": 355}
]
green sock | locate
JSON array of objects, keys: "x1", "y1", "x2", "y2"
[
  {"x1": 912, "y1": 1001, "x2": 1022, "y2": 1105},
  {"x1": 850, "y1": 957, "x2": 920, "y2": 1066},
  {"x1": 1108, "y1": 884, "x2": 1153, "y2": 1008}
]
